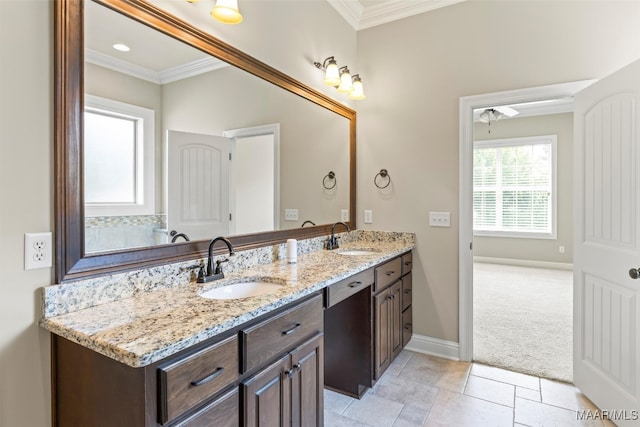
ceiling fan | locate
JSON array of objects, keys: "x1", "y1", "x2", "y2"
[
  {"x1": 477, "y1": 105, "x2": 519, "y2": 133},
  {"x1": 478, "y1": 105, "x2": 519, "y2": 123}
]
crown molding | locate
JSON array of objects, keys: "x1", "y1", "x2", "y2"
[
  {"x1": 85, "y1": 49, "x2": 228, "y2": 85},
  {"x1": 328, "y1": 0, "x2": 467, "y2": 31},
  {"x1": 326, "y1": 0, "x2": 363, "y2": 30}
]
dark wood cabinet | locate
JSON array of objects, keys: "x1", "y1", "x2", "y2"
[
  {"x1": 242, "y1": 334, "x2": 324, "y2": 427},
  {"x1": 373, "y1": 252, "x2": 413, "y2": 381},
  {"x1": 52, "y1": 292, "x2": 323, "y2": 427},
  {"x1": 174, "y1": 388, "x2": 239, "y2": 427}
]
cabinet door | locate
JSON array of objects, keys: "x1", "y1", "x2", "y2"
[
  {"x1": 243, "y1": 354, "x2": 291, "y2": 427},
  {"x1": 290, "y1": 334, "x2": 324, "y2": 427},
  {"x1": 390, "y1": 281, "x2": 403, "y2": 360},
  {"x1": 374, "y1": 289, "x2": 391, "y2": 380},
  {"x1": 175, "y1": 387, "x2": 239, "y2": 427}
]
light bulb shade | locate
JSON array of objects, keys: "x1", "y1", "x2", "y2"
[
  {"x1": 323, "y1": 59, "x2": 340, "y2": 86},
  {"x1": 348, "y1": 75, "x2": 366, "y2": 100},
  {"x1": 211, "y1": 0, "x2": 243, "y2": 24},
  {"x1": 336, "y1": 68, "x2": 352, "y2": 93}
]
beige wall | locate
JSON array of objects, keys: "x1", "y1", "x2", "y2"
[
  {"x1": 0, "y1": 2, "x2": 53, "y2": 426},
  {"x1": 473, "y1": 113, "x2": 574, "y2": 264},
  {"x1": 356, "y1": 0, "x2": 640, "y2": 343}
]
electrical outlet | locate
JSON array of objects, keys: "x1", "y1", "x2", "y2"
[
  {"x1": 429, "y1": 212, "x2": 451, "y2": 227},
  {"x1": 25, "y1": 232, "x2": 52, "y2": 270},
  {"x1": 341, "y1": 210, "x2": 349, "y2": 222},
  {"x1": 364, "y1": 210, "x2": 373, "y2": 224},
  {"x1": 284, "y1": 209, "x2": 299, "y2": 221},
  {"x1": 559, "y1": 245, "x2": 565, "y2": 254}
]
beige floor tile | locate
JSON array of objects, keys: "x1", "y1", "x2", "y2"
[
  {"x1": 372, "y1": 372, "x2": 438, "y2": 409},
  {"x1": 424, "y1": 389, "x2": 514, "y2": 427},
  {"x1": 516, "y1": 385, "x2": 541, "y2": 402},
  {"x1": 385, "y1": 349, "x2": 413, "y2": 376},
  {"x1": 324, "y1": 388, "x2": 355, "y2": 415},
  {"x1": 464, "y1": 374, "x2": 515, "y2": 407},
  {"x1": 399, "y1": 353, "x2": 471, "y2": 393},
  {"x1": 540, "y1": 378, "x2": 601, "y2": 412},
  {"x1": 471, "y1": 363, "x2": 540, "y2": 390},
  {"x1": 324, "y1": 409, "x2": 375, "y2": 427},
  {"x1": 515, "y1": 397, "x2": 603, "y2": 426},
  {"x1": 342, "y1": 392, "x2": 405, "y2": 427}
]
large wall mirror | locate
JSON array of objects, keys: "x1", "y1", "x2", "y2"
[{"x1": 55, "y1": 0, "x2": 356, "y2": 283}]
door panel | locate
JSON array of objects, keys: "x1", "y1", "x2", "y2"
[
  {"x1": 574, "y1": 59, "x2": 640, "y2": 424},
  {"x1": 168, "y1": 130, "x2": 230, "y2": 242}
]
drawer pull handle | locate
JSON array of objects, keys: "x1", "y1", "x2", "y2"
[
  {"x1": 190, "y1": 367, "x2": 224, "y2": 387},
  {"x1": 386, "y1": 271, "x2": 396, "y2": 276},
  {"x1": 404, "y1": 323, "x2": 413, "y2": 330},
  {"x1": 404, "y1": 261, "x2": 412, "y2": 266},
  {"x1": 282, "y1": 323, "x2": 302, "y2": 336},
  {"x1": 348, "y1": 281, "x2": 363, "y2": 288},
  {"x1": 404, "y1": 289, "x2": 412, "y2": 294}
]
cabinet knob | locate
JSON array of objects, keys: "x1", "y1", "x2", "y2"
[{"x1": 629, "y1": 268, "x2": 640, "y2": 279}]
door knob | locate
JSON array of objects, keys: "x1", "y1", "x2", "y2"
[{"x1": 629, "y1": 268, "x2": 640, "y2": 279}]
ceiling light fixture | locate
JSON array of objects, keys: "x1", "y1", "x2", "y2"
[
  {"x1": 112, "y1": 43, "x2": 130, "y2": 52},
  {"x1": 186, "y1": 0, "x2": 243, "y2": 25},
  {"x1": 314, "y1": 56, "x2": 366, "y2": 100},
  {"x1": 478, "y1": 106, "x2": 519, "y2": 133}
]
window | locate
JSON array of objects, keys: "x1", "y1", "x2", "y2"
[
  {"x1": 84, "y1": 95, "x2": 155, "y2": 216},
  {"x1": 473, "y1": 135, "x2": 557, "y2": 238}
]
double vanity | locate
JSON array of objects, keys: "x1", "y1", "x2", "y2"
[{"x1": 41, "y1": 231, "x2": 414, "y2": 426}]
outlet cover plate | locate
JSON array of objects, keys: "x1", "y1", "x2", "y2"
[
  {"x1": 25, "y1": 232, "x2": 52, "y2": 270},
  {"x1": 364, "y1": 210, "x2": 373, "y2": 224}
]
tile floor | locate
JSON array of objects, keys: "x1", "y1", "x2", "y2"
[{"x1": 324, "y1": 350, "x2": 616, "y2": 427}]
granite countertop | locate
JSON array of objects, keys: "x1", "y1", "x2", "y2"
[{"x1": 40, "y1": 239, "x2": 413, "y2": 368}]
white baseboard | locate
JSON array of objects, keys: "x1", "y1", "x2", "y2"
[
  {"x1": 473, "y1": 256, "x2": 573, "y2": 271},
  {"x1": 405, "y1": 334, "x2": 460, "y2": 361}
]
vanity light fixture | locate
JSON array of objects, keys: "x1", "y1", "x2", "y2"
[
  {"x1": 186, "y1": 0, "x2": 243, "y2": 25},
  {"x1": 314, "y1": 57, "x2": 366, "y2": 100}
]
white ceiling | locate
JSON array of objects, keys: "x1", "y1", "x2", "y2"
[{"x1": 327, "y1": 0, "x2": 468, "y2": 30}]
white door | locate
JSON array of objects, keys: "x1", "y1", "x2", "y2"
[
  {"x1": 167, "y1": 130, "x2": 230, "y2": 242},
  {"x1": 574, "y1": 59, "x2": 640, "y2": 424}
]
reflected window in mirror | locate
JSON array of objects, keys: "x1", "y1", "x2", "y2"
[{"x1": 84, "y1": 95, "x2": 161, "y2": 253}]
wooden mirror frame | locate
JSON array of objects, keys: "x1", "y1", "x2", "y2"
[{"x1": 54, "y1": 0, "x2": 356, "y2": 283}]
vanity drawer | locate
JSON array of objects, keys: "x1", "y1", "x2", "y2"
[
  {"x1": 402, "y1": 272, "x2": 412, "y2": 312},
  {"x1": 401, "y1": 252, "x2": 413, "y2": 276},
  {"x1": 158, "y1": 335, "x2": 239, "y2": 424},
  {"x1": 374, "y1": 257, "x2": 402, "y2": 293},
  {"x1": 325, "y1": 268, "x2": 374, "y2": 308},
  {"x1": 241, "y1": 293, "x2": 323, "y2": 373},
  {"x1": 174, "y1": 387, "x2": 239, "y2": 427}
]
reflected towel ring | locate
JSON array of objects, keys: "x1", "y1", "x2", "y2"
[
  {"x1": 374, "y1": 169, "x2": 391, "y2": 189},
  {"x1": 323, "y1": 171, "x2": 337, "y2": 190}
]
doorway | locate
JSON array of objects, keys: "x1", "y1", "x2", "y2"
[
  {"x1": 458, "y1": 80, "x2": 595, "y2": 365},
  {"x1": 223, "y1": 124, "x2": 281, "y2": 235},
  {"x1": 470, "y1": 103, "x2": 575, "y2": 381}
]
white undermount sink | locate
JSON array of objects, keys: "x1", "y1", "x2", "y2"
[
  {"x1": 199, "y1": 281, "x2": 282, "y2": 300},
  {"x1": 337, "y1": 249, "x2": 381, "y2": 256}
]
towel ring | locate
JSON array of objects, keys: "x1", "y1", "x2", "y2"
[
  {"x1": 323, "y1": 171, "x2": 337, "y2": 190},
  {"x1": 374, "y1": 169, "x2": 391, "y2": 189}
]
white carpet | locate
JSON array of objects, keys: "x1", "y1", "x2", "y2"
[{"x1": 473, "y1": 262, "x2": 573, "y2": 383}]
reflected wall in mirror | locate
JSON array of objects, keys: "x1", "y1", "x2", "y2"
[
  {"x1": 54, "y1": 0, "x2": 356, "y2": 282},
  {"x1": 83, "y1": 1, "x2": 349, "y2": 254}
]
